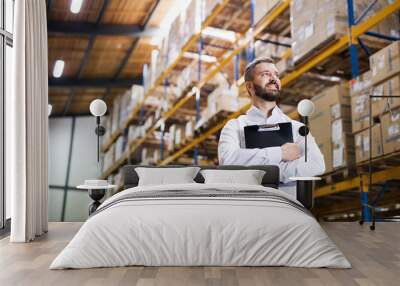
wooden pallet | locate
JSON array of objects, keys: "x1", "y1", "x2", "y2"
[
  {"x1": 356, "y1": 150, "x2": 400, "y2": 173},
  {"x1": 293, "y1": 33, "x2": 344, "y2": 67},
  {"x1": 198, "y1": 110, "x2": 233, "y2": 133},
  {"x1": 318, "y1": 167, "x2": 356, "y2": 186}
]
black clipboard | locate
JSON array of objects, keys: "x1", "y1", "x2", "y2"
[{"x1": 244, "y1": 122, "x2": 293, "y2": 149}]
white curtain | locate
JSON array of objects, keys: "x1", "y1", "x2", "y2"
[{"x1": 8, "y1": 0, "x2": 49, "y2": 242}]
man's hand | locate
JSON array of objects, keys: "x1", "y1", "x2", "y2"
[{"x1": 281, "y1": 143, "x2": 301, "y2": 161}]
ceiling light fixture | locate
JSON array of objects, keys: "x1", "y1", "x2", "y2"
[
  {"x1": 70, "y1": 0, "x2": 84, "y2": 14},
  {"x1": 53, "y1": 60, "x2": 65, "y2": 78}
]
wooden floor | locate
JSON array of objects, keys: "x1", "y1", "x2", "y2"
[{"x1": 0, "y1": 222, "x2": 399, "y2": 286}]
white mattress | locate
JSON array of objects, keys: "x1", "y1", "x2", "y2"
[{"x1": 50, "y1": 183, "x2": 351, "y2": 269}]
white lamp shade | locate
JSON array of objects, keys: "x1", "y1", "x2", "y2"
[
  {"x1": 48, "y1": 104, "x2": 52, "y2": 116},
  {"x1": 297, "y1": 99, "x2": 315, "y2": 117},
  {"x1": 90, "y1": 99, "x2": 107, "y2": 117}
]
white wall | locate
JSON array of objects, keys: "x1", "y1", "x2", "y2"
[{"x1": 49, "y1": 116, "x2": 99, "y2": 222}]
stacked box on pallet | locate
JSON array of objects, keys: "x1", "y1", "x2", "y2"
[
  {"x1": 254, "y1": 0, "x2": 281, "y2": 25},
  {"x1": 310, "y1": 84, "x2": 355, "y2": 173},
  {"x1": 143, "y1": 115, "x2": 154, "y2": 131},
  {"x1": 368, "y1": 42, "x2": 400, "y2": 118},
  {"x1": 354, "y1": 123, "x2": 384, "y2": 163},
  {"x1": 255, "y1": 34, "x2": 291, "y2": 59},
  {"x1": 131, "y1": 85, "x2": 144, "y2": 107},
  {"x1": 185, "y1": 119, "x2": 195, "y2": 141},
  {"x1": 351, "y1": 41, "x2": 400, "y2": 162},
  {"x1": 142, "y1": 148, "x2": 159, "y2": 165},
  {"x1": 103, "y1": 144, "x2": 115, "y2": 172},
  {"x1": 356, "y1": 1, "x2": 400, "y2": 46},
  {"x1": 381, "y1": 107, "x2": 400, "y2": 154},
  {"x1": 114, "y1": 136, "x2": 124, "y2": 161},
  {"x1": 176, "y1": 62, "x2": 207, "y2": 96},
  {"x1": 102, "y1": 115, "x2": 111, "y2": 145},
  {"x1": 111, "y1": 95, "x2": 121, "y2": 135},
  {"x1": 180, "y1": 0, "x2": 201, "y2": 45},
  {"x1": 369, "y1": 41, "x2": 400, "y2": 86},
  {"x1": 167, "y1": 124, "x2": 177, "y2": 152},
  {"x1": 290, "y1": 0, "x2": 348, "y2": 64},
  {"x1": 119, "y1": 90, "x2": 131, "y2": 129},
  {"x1": 350, "y1": 71, "x2": 372, "y2": 133},
  {"x1": 368, "y1": 75, "x2": 400, "y2": 118},
  {"x1": 207, "y1": 85, "x2": 250, "y2": 116},
  {"x1": 175, "y1": 125, "x2": 187, "y2": 147},
  {"x1": 290, "y1": 0, "x2": 399, "y2": 65},
  {"x1": 203, "y1": 0, "x2": 221, "y2": 21}
]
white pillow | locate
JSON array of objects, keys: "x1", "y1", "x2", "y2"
[
  {"x1": 200, "y1": 169, "x2": 266, "y2": 185},
  {"x1": 135, "y1": 167, "x2": 200, "y2": 186}
]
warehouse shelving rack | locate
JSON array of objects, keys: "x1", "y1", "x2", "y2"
[
  {"x1": 101, "y1": 0, "x2": 400, "y2": 221},
  {"x1": 100, "y1": 0, "x2": 292, "y2": 178},
  {"x1": 100, "y1": 0, "x2": 231, "y2": 154}
]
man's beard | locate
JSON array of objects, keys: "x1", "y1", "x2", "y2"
[{"x1": 253, "y1": 82, "x2": 280, "y2": 102}]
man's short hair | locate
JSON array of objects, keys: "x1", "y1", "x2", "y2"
[{"x1": 244, "y1": 57, "x2": 274, "y2": 82}]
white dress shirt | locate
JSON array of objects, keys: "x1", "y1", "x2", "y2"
[{"x1": 218, "y1": 105, "x2": 325, "y2": 196}]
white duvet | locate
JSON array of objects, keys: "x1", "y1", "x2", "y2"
[{"x1": 50, "y1": 183, "x2": 351, "y2": 269}]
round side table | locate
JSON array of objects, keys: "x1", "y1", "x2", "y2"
[{"x1": 77, "y1": 184, "x2": 116, "y2": 215}]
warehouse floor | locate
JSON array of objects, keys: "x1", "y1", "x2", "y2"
[{"x1": 0, "y1": 222, "x2": 399, "y2": 286}]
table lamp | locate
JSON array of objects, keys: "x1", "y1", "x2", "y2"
[
  {"x1": 297, "y1": 99, "x2": 315, "y2": 162},
  {"x1": 289, "y1": 99, "x2": 320, "y2": 210},
  {"x1": 89, "y1": 99, "x2": 107, "y2": 163}
]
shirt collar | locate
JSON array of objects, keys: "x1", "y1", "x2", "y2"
[{"x1": 246, "y1": 104, "x2": 282, "y2": 120}]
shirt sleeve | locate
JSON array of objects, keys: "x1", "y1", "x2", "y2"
[
  {"x1": 218, "y1": 119, "x2": 282, "y2": 166},
  {"x1": 279, "y1": 131, "x2": 326, "y2": 183}
]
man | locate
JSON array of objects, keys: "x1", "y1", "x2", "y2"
[{"x1": 218, "y1": 57, "x2": 325, "y2": 195}]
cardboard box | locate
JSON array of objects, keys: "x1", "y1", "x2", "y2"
[
  {"x1": 311, "y1": 83, "x2": 351, "y2": 143},
  {"x1": 370, "y1": 75, "x2": 400, "y2": 116},
  {"x1": 351, "y1": 92, "x2": 370, "y2": 133},
  {"x1": 254, "y1": 0, "x2": 281, "y2": 25},
  {"x1": 354, "y1": 124, "x2": 384, "y2": 163},
  {"x1": 310, "y1": 108, "x2": 331, "y2": 144},
  {"x1": 331, "y1": 103, "x2": 351, "y2": 121},
  {"x1": 383, "y1": 75, "x2": 400, "y2": 112},
  {"x1": 332, "y1": 133, "x2": 355, "y2": 169},
  {"x1": 185, "y1": 120, "x2": 195, "y2": 140},
  {"x1": 381, "y1": 107, "x2": 400, "y2": 154},
  {"x1": 175, "y1": 125, "x2": 186, "y2": 146},
  {"x1": 350, "y1": 70, "x2": 372, "y2": 95},
  {"x1": 111, "y1": 96, "x2": 121, "y2": 134},
  {"x1": 255, "y1": 34, "x2": 291, "y2": 59},
  {"x1": 318, "y1": 140, "x2": 333, "y2": 173},
  {"x1": 291, "y1": 0, "x2": 348, "y2": 63},
  {"x1": 312, "y1": 84, "x2": 350, "y2": 111},
  {"x1": 167, "y1": 124, "x2": 176, "y2": 151},
  {"x1": 291, "y1": 1, "x2": 399, "y2": 64},
  {"x1": 370, "y1": 40, "x2": 400, "y2": 85},
  {"x1": 331, "y1": 119, "x2": 352, "y2": 143}
]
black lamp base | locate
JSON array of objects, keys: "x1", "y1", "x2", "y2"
[
  {"x1": 296, "y1": 180, "x2": 315, "y2": 210},
  {"x1": 88, "y1": 189, "x2": 106, "y2": 215}
]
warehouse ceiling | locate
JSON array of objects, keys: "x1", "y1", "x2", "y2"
[{"x1": 47, "y1": 0, "x2": 163, "y2": 116}]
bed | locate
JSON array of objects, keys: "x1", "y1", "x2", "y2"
[{"x1": 50, "y1": 165, "x2": 351, "y2": 269}]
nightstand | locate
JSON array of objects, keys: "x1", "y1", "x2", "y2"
[
  {"x1": 77, "y1": 180, "x2": 116, "y2": 215},
  {"x1": 289, "y1": 177, "x2": 321, "y2": 210}
]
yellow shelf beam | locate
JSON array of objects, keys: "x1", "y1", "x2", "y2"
[
  {"x1": 100, "y1": 0, "x2": 230, "y2": 153},
  {"x1": 159, "y1": 1, "x2": 400, "y2": 166},
  {"x1": 314, "y1": 166, "x2": 400, "y2": 198}
]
